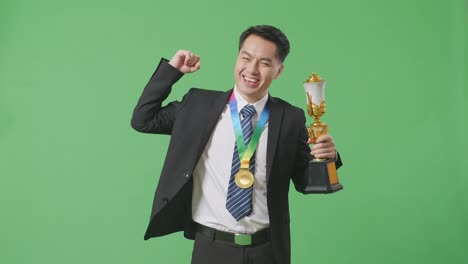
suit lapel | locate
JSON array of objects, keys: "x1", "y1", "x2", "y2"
[
  {"x1": 194, "y1": 89, "x2": 232, "y2": 162},
  {"x1": 266, "y1": 96, "x2": 283, "y2": 183}
]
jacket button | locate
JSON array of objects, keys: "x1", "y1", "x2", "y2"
[
  {"x1": 184, "y1": 173, "x2": 190, "y2": 178},
  {"x1": 162, "y1": 198, "x2": 169, "y2": 204}
]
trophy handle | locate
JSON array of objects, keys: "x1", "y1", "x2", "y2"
[{"x1": 306, "y1": 92, "x2": 314, "y2": 117}]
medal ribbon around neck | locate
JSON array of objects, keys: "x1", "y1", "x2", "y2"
[{"x1": 229, "y1": 92, "x2": 269, "y2": 171}]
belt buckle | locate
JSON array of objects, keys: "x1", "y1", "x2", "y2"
[{"x1": 234, "y1": 234, "x2": 252, "y2": 246}]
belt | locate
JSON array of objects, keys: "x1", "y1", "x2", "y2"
[{"x1": 196, "y1": 224, "x2": 270, "y2": 246}]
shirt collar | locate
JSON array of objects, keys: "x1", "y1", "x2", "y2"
[{"x1": 233, "y1": 85, "x2": 269, "y2": 116}]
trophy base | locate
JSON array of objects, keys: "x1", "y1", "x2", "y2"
[{"x1": 300, "y1": 159, "x2": 343, "y2": 194}]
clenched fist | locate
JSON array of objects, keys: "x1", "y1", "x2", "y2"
[{"x1": 168, "y1": 50, "x2": 201, "y2": 74}]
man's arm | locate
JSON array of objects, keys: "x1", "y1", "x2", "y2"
[
  {"x1": 291, "y1": 125, "x2": 313, "y2": 191},
  {"x1": 130, "y1": 50, "x2": 200, "y2": 134},
  {"x1": 291, "y1": 125, "x2": 343, "y2": 192}
]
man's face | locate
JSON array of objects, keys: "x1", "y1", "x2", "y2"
[{"x1": 234, "y1": 34, "x2": 284, "y2": 103}]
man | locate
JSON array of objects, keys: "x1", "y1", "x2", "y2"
[{"x1": 131, "y1": 25, "x2": 342, "y2": 264}]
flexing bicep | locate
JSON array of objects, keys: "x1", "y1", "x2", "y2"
[{"x1": 130, "y1": 58, "x2": 186, "y2": 134}]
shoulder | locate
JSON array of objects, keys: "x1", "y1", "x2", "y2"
[
  {"x1": 188, "y1": 88, "x2": 226, "y2": 97},
  {"x1": 269, "y1": 95, "x2": 305, "y2": 118},
  {"x1": 181, "y1": 88, "x2": 228, "y2": 103},
  {"x1": 177, "y1": 88, "x2": 230, "y2": 112}
]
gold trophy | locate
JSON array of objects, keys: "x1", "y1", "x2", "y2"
[{"x1": 300, "y1": 73, "x2": 343, "y2": 193}]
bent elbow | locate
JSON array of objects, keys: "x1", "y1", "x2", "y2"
[{"x1": 130, "y1": 118, "x2": 145, "y2": 132}]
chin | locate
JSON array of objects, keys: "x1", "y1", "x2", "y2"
[{"x1": 239, "y1": 87, "x2": 258, "y2": 96}]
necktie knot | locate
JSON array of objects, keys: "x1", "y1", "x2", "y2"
[{"x1": 240, "y1": 105, "x2": 256, "y2": 119}]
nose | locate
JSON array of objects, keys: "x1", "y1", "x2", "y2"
[{"x1": 246, "y1": 61, "x2": 259, "y2": 75}]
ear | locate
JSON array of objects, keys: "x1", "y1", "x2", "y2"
[{"x1": 274, "y1": 64, "x2": 284, "y2": 79}]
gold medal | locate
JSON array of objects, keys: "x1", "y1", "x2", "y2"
[{"x1": 235, "y1": 169, "x2": 254, "y2": 189}]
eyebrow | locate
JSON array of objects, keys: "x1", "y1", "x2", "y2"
[{"x1": 240, "y1": 51, "x2": 273, "y2": 63}]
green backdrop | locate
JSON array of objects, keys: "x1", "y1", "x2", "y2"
[{"x1": 1, "y1": 0, "x2": 466, "y2": 263}]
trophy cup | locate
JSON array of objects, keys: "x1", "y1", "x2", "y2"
[{"x1": 300, "y1": 73, "x2": 343, "y2": 194}]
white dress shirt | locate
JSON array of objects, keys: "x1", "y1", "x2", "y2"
[{"x1": 192, "y1": 87, "x2": 270, "y2": 234}]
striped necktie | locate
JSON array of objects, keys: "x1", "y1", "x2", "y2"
[{"x1": 226, "y1": 104, "x2": 256, "y2": 221}]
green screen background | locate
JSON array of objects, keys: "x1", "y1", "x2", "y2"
[{"x1": 1, "y1": 0, "x2": 466, "y2": 263}]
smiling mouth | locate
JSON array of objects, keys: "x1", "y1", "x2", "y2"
[{"x1": 243, "y1": 75, "x2": 260, "y2": 86}]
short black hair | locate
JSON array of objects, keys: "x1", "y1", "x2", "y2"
[{"x1": 239, "y1": 25, "x2": 290, "y2": 62}]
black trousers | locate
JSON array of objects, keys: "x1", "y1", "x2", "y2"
[{"x1": 191, "y1": 232, "x2": 276, "y2": 264}]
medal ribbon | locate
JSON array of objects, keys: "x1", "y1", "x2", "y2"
[{"x1": 229, "y1": 92, "x2": 269, "y2": 170}]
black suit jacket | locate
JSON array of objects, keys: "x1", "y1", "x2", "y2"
[{"x1": 131, "y1": 58, "x2": 342, "y2": 264}]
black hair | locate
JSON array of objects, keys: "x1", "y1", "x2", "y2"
[{"x1": 239, "y1": 25, "x2": 290, "y2": 62}]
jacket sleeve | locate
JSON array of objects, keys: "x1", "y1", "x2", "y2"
[
  {"x1": 291, "y1": 124, "x2": 313, "y2": 191},
  {"x1": 130, "y1": 58, "x2": 186, "y2": 134}
]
